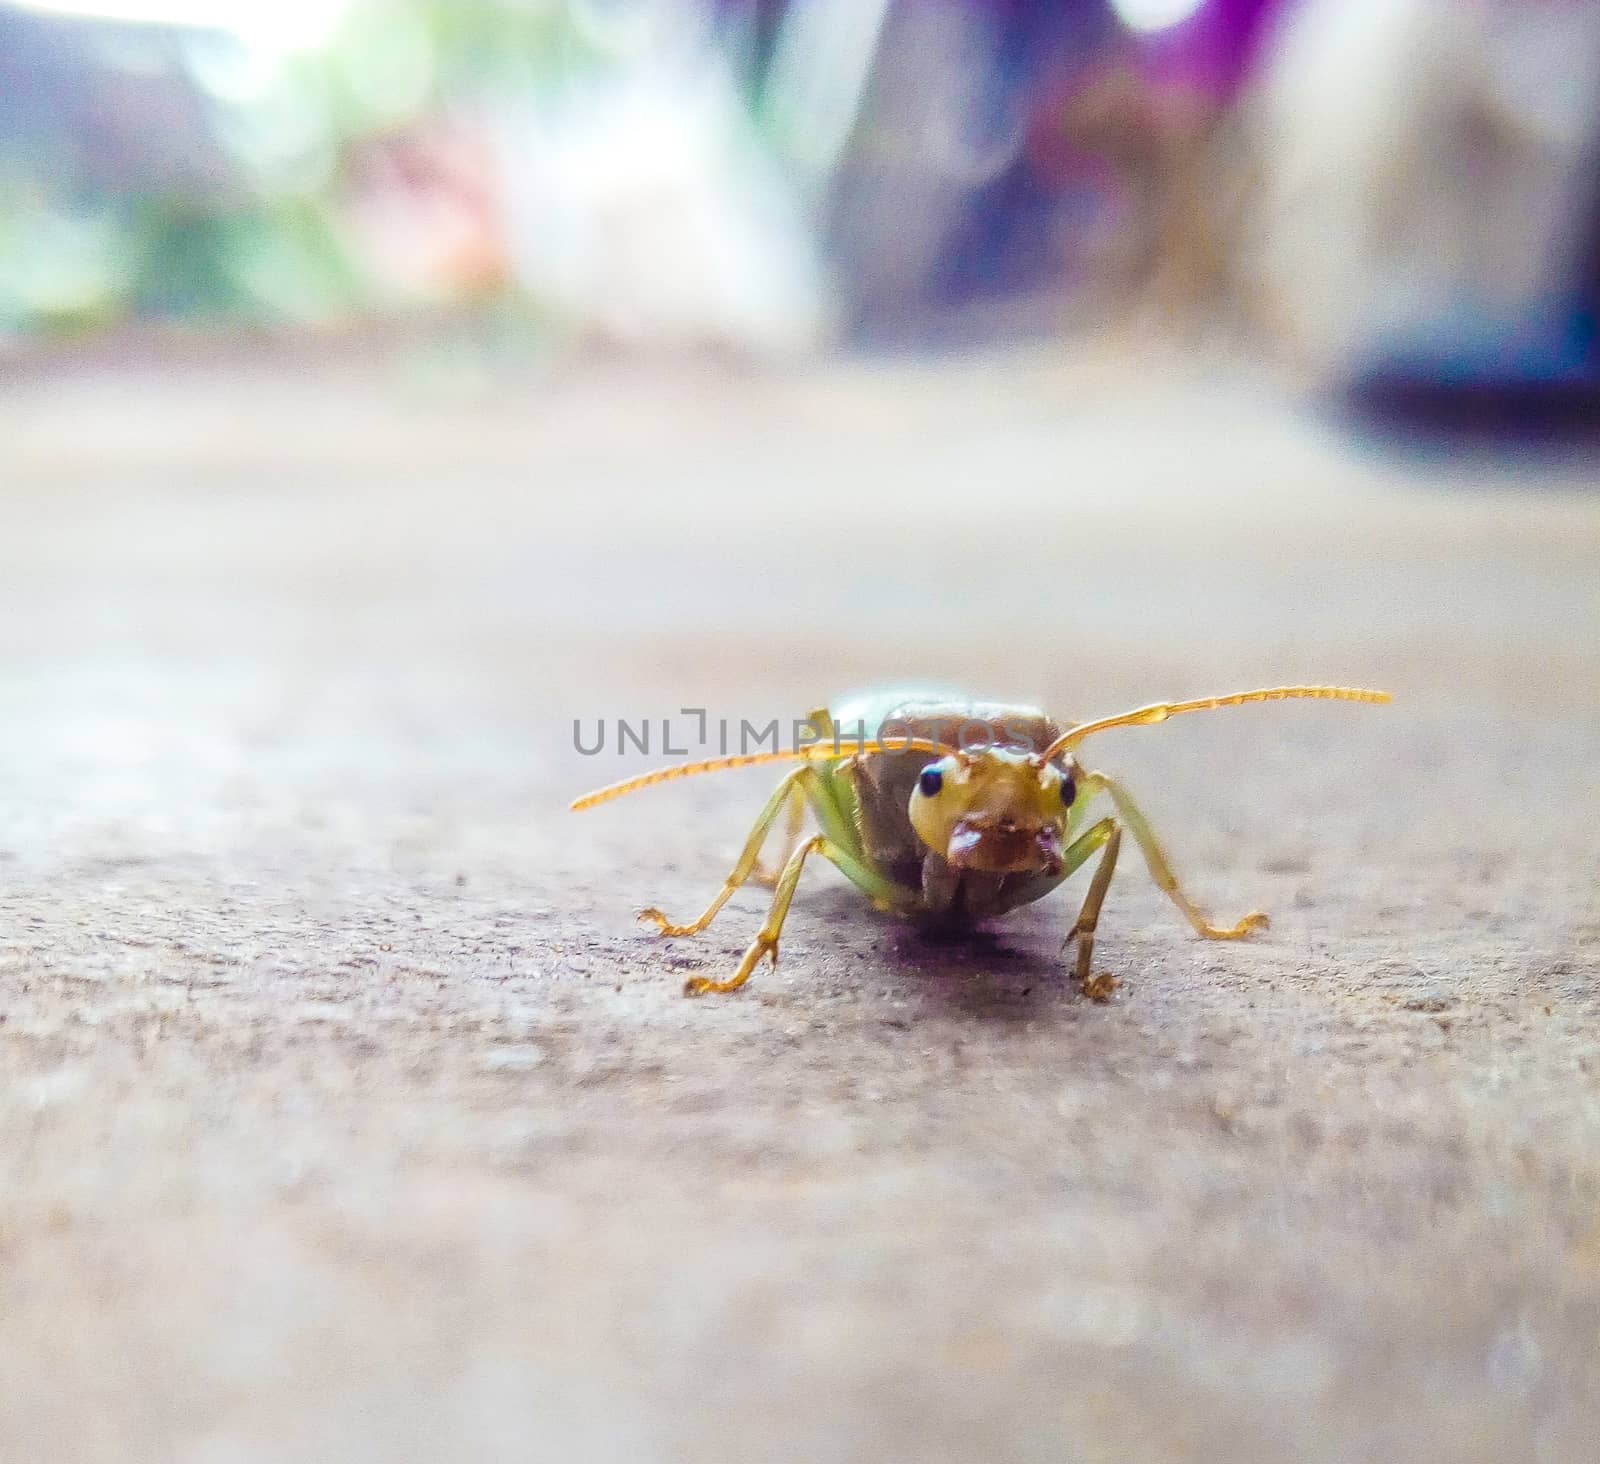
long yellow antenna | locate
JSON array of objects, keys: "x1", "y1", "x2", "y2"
[
  {"x1": 1039, "y1": 685, "x2": 1391, "y2": 762},
  {"x1": 570, "y1": 738, "x2": 947, "y2": 811}
]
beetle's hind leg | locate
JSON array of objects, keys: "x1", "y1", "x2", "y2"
[
  {"x1": 751, "y1": 780, "x2": 807, "y2": 889},
  {"x1": 639, "y1": 768, "x2": 806, "y2": 937},
  {"x1": 1087, "y1": 772, "x2": 1269, "y2": 940}
]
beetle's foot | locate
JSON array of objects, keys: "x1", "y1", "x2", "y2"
[
  {"x1": 639, "y1": 907, "x2": 704, "y2": 938},
  {"x1": 683, "y1": 974, "x2": 738, "y2": 996},
  {"x1": 1064, "y1": 923, "x2": 1111, "y2": 997},
  {"x1": 750, "y1": 865, "x2": 781, "y2": 890},
  {"x1": 683, "y1": 935, "x2": 776, "y2": 996},
  {"x1": 1081, "y1": 971, "x2": 1120, "y2": 1003},
  {"x1": 1198, "y1": 910, "x2": 1269, "y2": 940}
]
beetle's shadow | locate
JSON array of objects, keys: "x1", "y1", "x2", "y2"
[
  {"x1": 867, "y1": 908, "x2": 1078, "y2": 1022},
  {"x1": 669, "y1": 885, "x2": 1092, "y2": 1022}
]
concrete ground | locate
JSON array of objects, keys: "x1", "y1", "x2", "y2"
[{"x1": 1, "y1": 348, "x2": 1598, "y2": 1463}]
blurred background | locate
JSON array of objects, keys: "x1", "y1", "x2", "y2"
[
  {"x1": 3, "y1": 0, "x2": 1598, "y2": 393},
  {"x1": 5, "y1": 5, "x2": 1600, "y2": 1463}
]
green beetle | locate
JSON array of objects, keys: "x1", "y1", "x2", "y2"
[{"x1": 572, "y1": 684, "x2": 1389, "y2": 998}]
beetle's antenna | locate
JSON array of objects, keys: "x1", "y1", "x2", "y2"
[
  {"x1": 570, "y1": 738, "x2": 947, "y2": 811},
  {"x1": 1038, "y1": 685, "x2": 1391, "y2": 762}
]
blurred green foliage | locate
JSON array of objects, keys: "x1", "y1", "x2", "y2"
[{"x1": 0, "y1": 0, "x2": 620, "y2": 338}]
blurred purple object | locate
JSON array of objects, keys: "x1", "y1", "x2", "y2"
[{"x1": 1136, "y1": 0, "x2": 1284, "y2": 102}]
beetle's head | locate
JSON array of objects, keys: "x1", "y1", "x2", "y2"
[{"x1": 908, "y1": 747, "x2": 1078, "y2": 876}]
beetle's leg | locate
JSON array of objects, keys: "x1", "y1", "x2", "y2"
[
  {"x1": 640, "y1": 768, "x2": 807, "y2": 937},
  {"x1": 1066, "y1": 822, "x2": 1123, "y2": 1002},
  {"x1": 751, "y1": 781, "x2": 807, "y2": 889},
  {"x1": 685, "y1": 834, "x2": 882, "y2": 996},
  {"x1": 1084, "y1": 773, "x2": 1269, "y2": 940}
]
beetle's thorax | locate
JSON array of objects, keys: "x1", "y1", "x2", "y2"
[{"x1": 908, "y1": 747, "x2": 1072, "y2": 877}]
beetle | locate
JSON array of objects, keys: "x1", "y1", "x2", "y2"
[{"x1": 570, "y1": 684, "x2": 1390, "y2": 998}]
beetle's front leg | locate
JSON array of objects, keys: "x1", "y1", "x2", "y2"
[
  {"x1": 1086, "y1": 772, "x2": 1269, "y2": 940},
  {"x1": 1066, "y1": 823, "x2": 1122, "y2": 1002},
  {"x1": 684, "y1": 835, "x2": 889, "y2": 996},
  {"x1": 684, "y1": 834, "x2": 826, "y2": 995},
  {"x1": 751, "y1": 780, "x2": 806, "y2": 888},
  {"x1": 640, "y1": 768, "x2": 806, "y2": 937},
  {"x1": 1054, "y1": 816, "x2": 1122, "y2": 1001}
]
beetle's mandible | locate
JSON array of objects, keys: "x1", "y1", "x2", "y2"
[{"x1": 571, "y1": 685, "x2": 1391, "y2": 999}]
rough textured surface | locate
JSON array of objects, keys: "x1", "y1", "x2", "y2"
[{"x1": 2, "y1": 351, "x2": 1598, "y2": 1463}]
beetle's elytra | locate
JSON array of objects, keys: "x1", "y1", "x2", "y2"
[{"x1": 572, "y1": 685, "x2": 1390, "y2": 999}]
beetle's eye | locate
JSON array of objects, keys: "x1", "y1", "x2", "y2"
[
  {"x1": 918, "y1": 765, "x2": 944, "y2": 798},
  {"x1": 1060, "y1": 775, "x2": 1076, "y2": 807}
]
